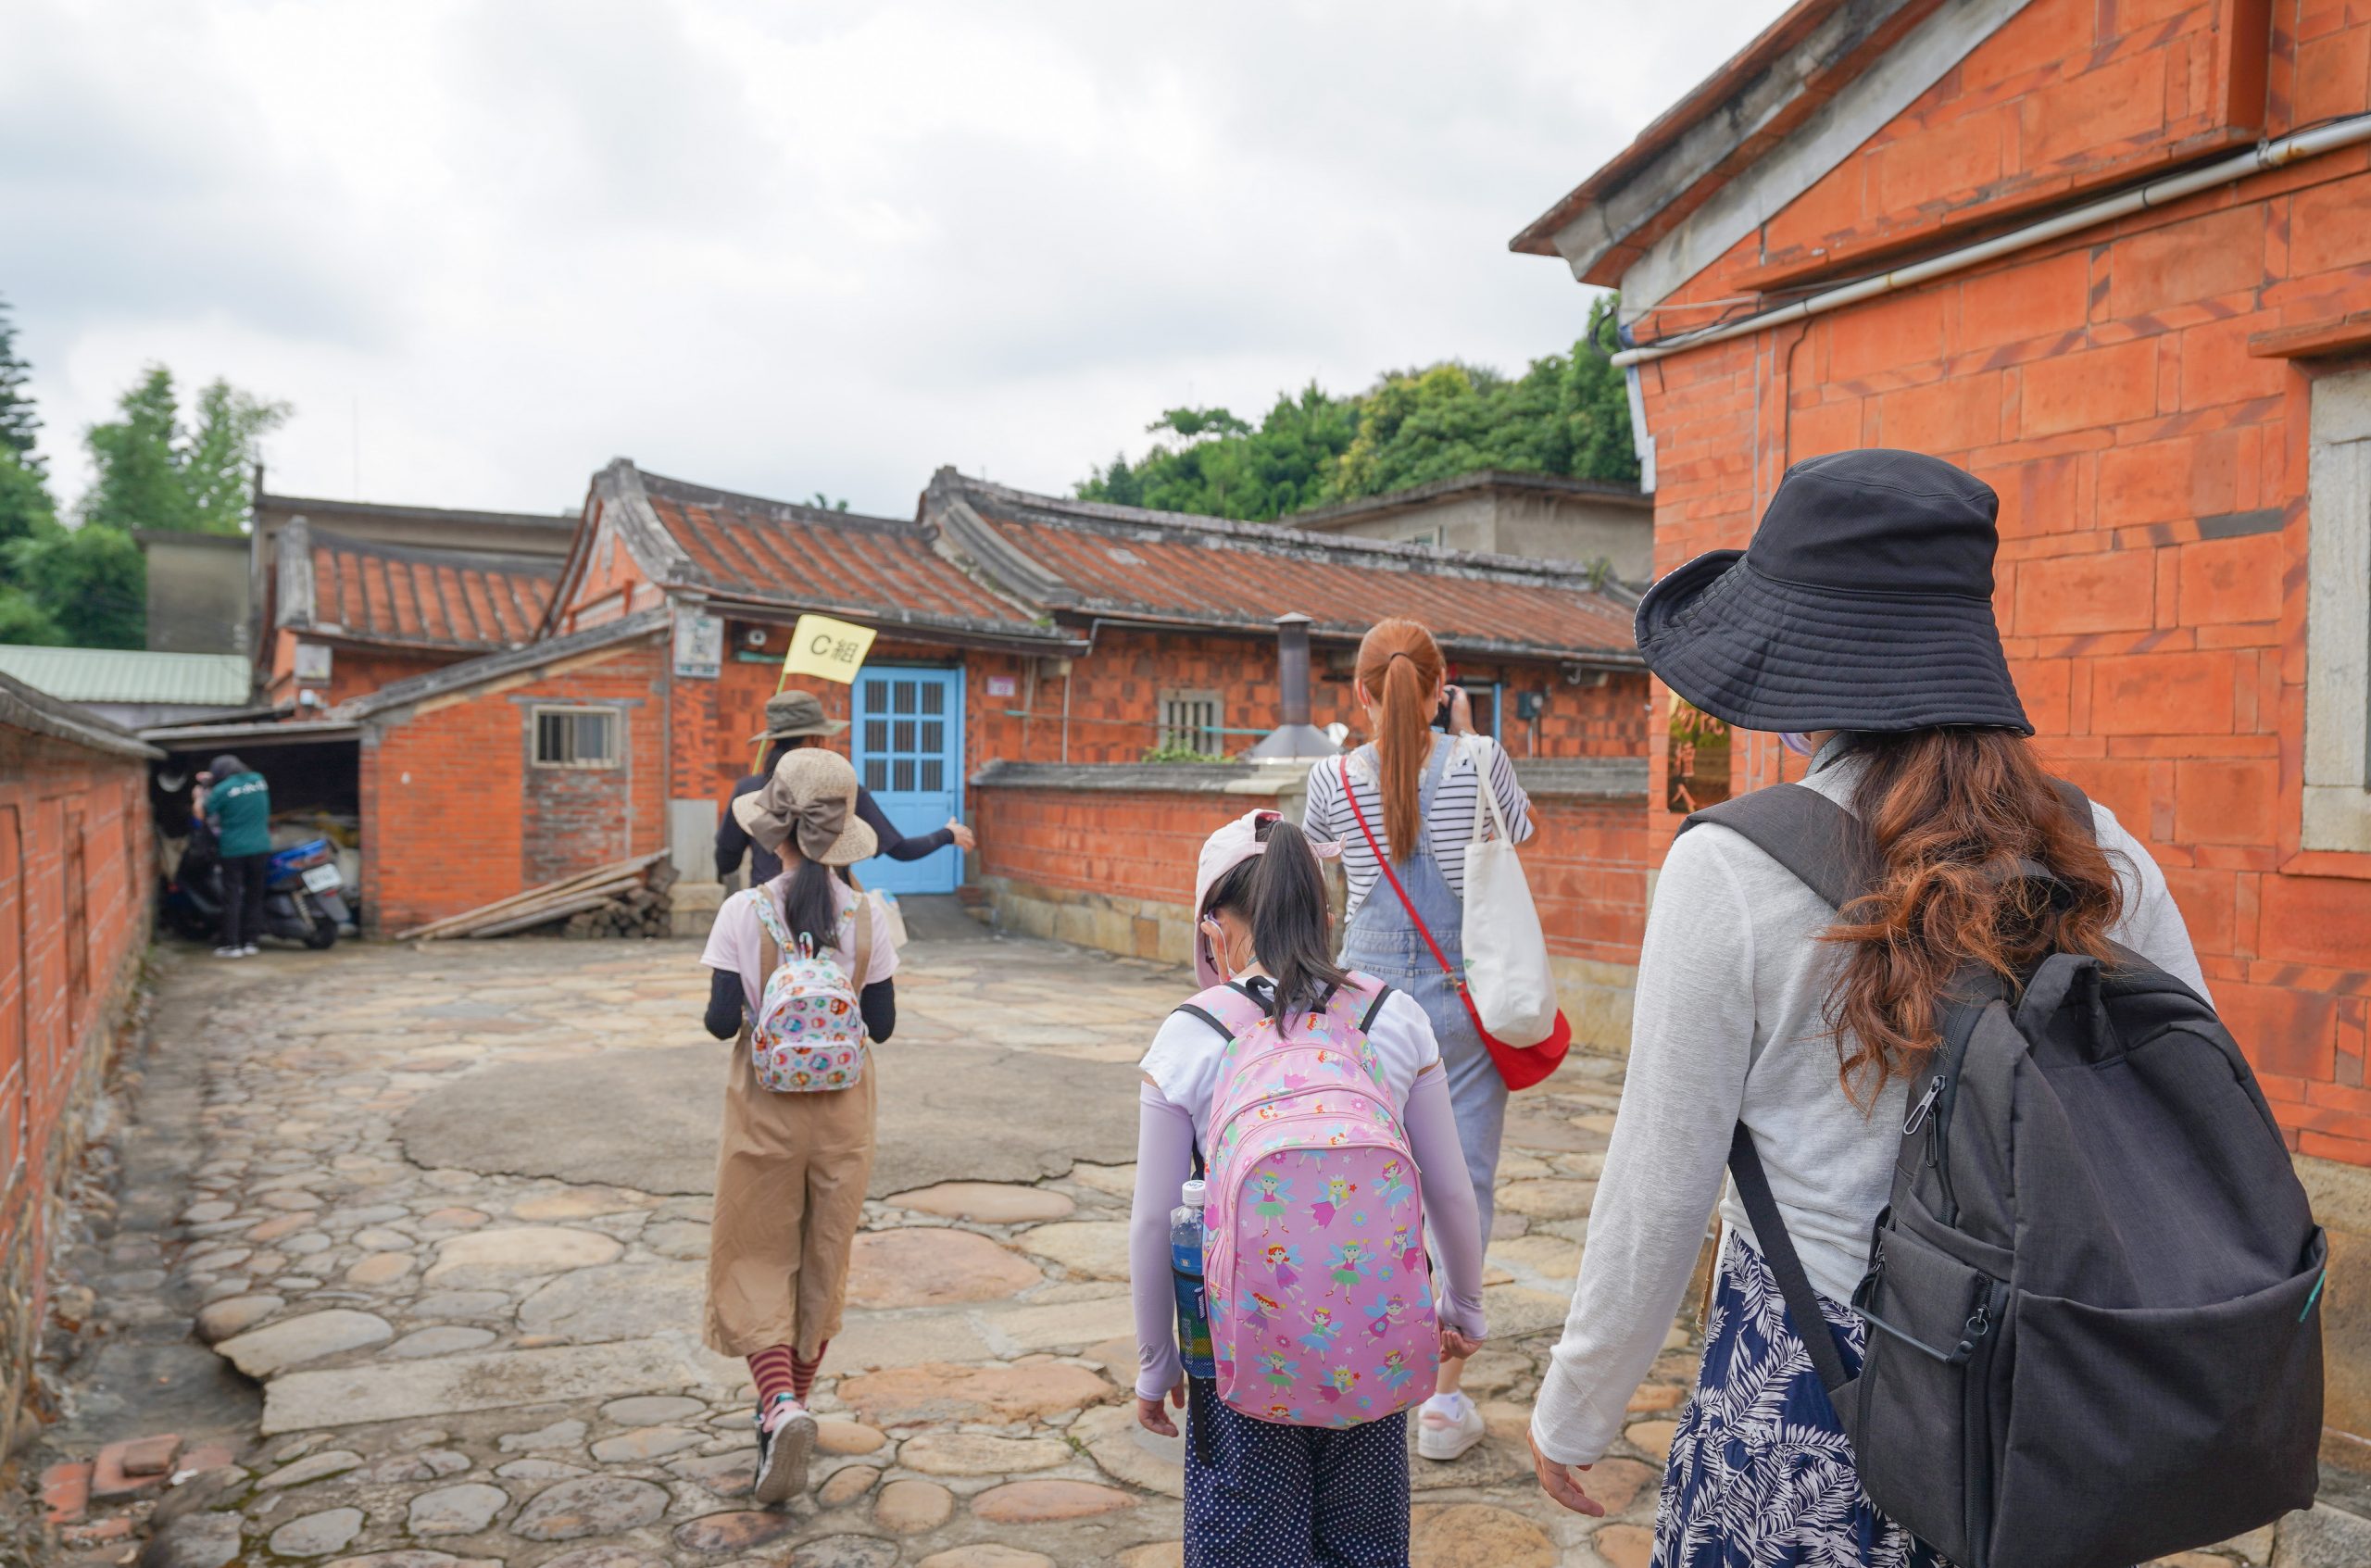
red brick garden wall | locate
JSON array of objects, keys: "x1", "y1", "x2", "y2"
[
  {"x1": 0, "y1": 720, "x2": 152, "y2": 1455},
  {"x1": 361, "y1": 639, "x2": 668, "y2": 934},
  {"x1": 1630, "y1": 0, "x2": 2371, "y2": 1160}
]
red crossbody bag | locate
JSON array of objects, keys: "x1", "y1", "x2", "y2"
[{"x1": 1336, "y1": 756, "x2": 1570, "y2": 1091}]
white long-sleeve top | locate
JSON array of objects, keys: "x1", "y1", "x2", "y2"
[{"x1": 1528, "y1": 746, "x2": 2209, "y2": 1466}]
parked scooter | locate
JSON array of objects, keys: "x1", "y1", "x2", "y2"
[{"x1": 162, "y1": 823, "x2": 351, "y2": 949}]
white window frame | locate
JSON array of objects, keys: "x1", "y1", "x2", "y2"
[
  {"x1": 1158, "y1": 688, "x2": 1224, "y2": 757},
  {"x1": 531, "y1": 705, "x2": 621, "y2": 770},
  {"x1": 2304, "y1": 368, "x2": 2371, "y2": 851}
]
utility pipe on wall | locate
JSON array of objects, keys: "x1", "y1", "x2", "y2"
[{"x1": 1610, "y1": 113, "x2": 2371, "y2": 369}]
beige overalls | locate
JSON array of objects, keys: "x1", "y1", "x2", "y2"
[{"x1": 702, "y1": 909, "x2": 875, "y2": 1360}]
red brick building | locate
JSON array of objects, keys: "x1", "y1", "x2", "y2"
[
  {"x1": 1515, "y1": 0, "x2": 2371, "y2": 1444},
  {"x1": 347, "y1": 460, "x2": 1655, "y2": 1041},
  {"x1": 0, "y1": 674, "x2": 157, "y2": 1456}
]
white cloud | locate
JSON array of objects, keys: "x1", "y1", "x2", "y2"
[{"x1": 0, "y1": 0, "x2": 1789, "y2": 518}]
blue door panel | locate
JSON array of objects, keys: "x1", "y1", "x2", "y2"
[{"x1": 850, "y1": 667, "x2": 964, "y2": 896}]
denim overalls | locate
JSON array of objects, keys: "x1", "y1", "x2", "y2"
[{"x1": 1338, "y1": 734, "x2": 1509, "y2": 1251}]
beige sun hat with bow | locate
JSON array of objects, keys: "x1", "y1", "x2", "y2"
[{"x1": 730, "y1": 748, "x2": 878, "y2": 867}]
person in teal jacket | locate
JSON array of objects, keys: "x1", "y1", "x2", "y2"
[{"x1": 205, "y1": 754, "x2": 271, "y2": 958}]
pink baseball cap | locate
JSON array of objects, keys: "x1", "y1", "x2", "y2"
[{"x1": 1191, "y1": 809, "x2": 1341, "y2": 988}]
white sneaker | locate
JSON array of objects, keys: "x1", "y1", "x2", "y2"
[
  {"x1": 1416, "y1": 1392, "x2": 1487, "y2": 1461},
  {"x1": 751, "y1": 1394, "x2": 816, "y2": 1503},
  {"x1": 212, "y1": 946, "x2": 245, "y2": 960},
  {"x1": 241, "y1": 944, "x2": 259, "y2": 956}
]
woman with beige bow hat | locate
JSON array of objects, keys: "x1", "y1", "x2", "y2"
[{"x1": 700, "y1": 746, "x2": 901, "y2": 1504}]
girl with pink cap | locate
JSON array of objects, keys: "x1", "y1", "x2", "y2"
[{"x1": 1126, "y1": 808, "x2": 1490, "y2": 1565}]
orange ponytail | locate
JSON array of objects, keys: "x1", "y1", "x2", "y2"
[{"x1": 1355, "y1": 619, "x2": 1443, "y2": 857}]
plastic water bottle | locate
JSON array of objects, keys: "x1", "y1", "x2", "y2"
[{"x1": 1170, "y1": 1178, "x2": 1215, "y2": 1379}]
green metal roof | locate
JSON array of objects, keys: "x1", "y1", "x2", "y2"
[{"x1": 0, "y1": 646, "x2": 252, "y2": 706}]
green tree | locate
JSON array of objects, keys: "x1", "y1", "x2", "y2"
[
  {"x1": 7, "y1": 525, "x2": 144, "y2": 648},
  {"x1": 1078, "y1": 295, "x2": 1638, "y2": 518},
  {"x1": 0, "y1": 295, "x2": 38, "y2": 474},
  {"x1": 0, "y1": 583, "x2": 62, "y2": 645},
  {"x1": 82, "y1": 366, "x2": 194, "y2": 534},
  {"x1": 182, "y1": 378, "x2": 291, "y2": 534},
  {"x1": 0, "y1": 451, "x2": 56, "y2": 558}
]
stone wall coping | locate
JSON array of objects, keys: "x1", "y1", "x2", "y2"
[{"x1": 971, "y1": 755, "x2": 1648, "y2": 801}]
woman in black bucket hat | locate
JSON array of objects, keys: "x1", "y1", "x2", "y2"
[{"x1": 1522, "y1": 450, "x2": 2210, "y2": 1563}]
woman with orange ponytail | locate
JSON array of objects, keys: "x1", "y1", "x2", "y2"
[{"x1": 1300, "y1": 616, "x2": 1537, "y2": 1462}]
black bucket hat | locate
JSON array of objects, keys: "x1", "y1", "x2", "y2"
[{"x1": 1635, "y1": 448, "x2": 2030, "y2": 735}]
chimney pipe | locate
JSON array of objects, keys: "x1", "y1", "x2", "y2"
[{"x1": 1248, "y1": 611, "x2": 1336, "y2": 759}]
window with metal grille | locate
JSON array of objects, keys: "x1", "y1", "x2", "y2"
[
  {"x1": 532, "y1": 707, "x2": 620, "y2": 769},
  {"x1": 1159, "y1": 689, "x2": 1224, "y2": 758}
]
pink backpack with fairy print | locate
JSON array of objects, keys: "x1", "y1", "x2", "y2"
[{"x1": 1187, "y1": 976, "x2": 1438, "y2": 1427}]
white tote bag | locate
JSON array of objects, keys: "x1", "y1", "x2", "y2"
[{"x1": 1459, "y1": 736, "x2": 1560, "y2": 1047}]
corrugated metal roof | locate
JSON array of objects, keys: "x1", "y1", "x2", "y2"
[
  {"x1": 309, "y1": 532, "x2": 557, "y2": 648},
  {"x1": 0, "y1": 646, "x2": 253, "y2": 706}
]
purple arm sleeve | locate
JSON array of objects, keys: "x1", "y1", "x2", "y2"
[
  {"x1": 1408, "y1": 1067, "x2": 1488, "y2": 1340},
  {"x1": 1131, "y1": 1083, "x2": 1196, "y2": 1399}
]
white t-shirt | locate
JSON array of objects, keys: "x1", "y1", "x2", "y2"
[
  {"x1": 1138, "y1": 977, "x2": 1442, "y2": 1148},
  {"x1": 702, "y1": 875, "x2": 901, "y2": 1011}
]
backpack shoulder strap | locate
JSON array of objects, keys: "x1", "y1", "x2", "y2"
[
  {"x1": 1679, "y1": 784, "x2": 1875, "y2": 911},
  {"x1": 1175, "y1": 984, "x2": 1269, "y2": 1045},
  {"x1": 1729, "y1": 1124, "x2": 1853, "y2": 1395},
  {"x1": 2049, "y1": 777, "x2": 2094, "y2": 841}
]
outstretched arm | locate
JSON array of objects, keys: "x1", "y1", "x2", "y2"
[
  {"x1": 857, "y1": 787, "x2": 954, "y2": 863},
  {"x1": 860, "y1": 979, "x2": 896, "y2": 1043}
]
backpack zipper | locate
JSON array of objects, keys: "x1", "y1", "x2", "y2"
[{"x1": 1963, "y1": 1275, "x2": 2008, "y2": 1566}]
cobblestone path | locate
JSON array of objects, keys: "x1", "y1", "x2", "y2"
[{"x1": 44, "y1": 925, "x2": 1698, "y2": 1568}]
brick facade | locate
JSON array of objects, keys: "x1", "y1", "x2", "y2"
[
  {"x1": 361, "y1": 638, "x2": 667, "y2": 934},
  {"x1": 0, "y1": 697, "x2": 155, "y2": 1457},
  {"x1": 1624, "y1": 0, "x2": 2371, "y2": 1166}
]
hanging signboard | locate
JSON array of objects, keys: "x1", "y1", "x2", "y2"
[{"x1": 672, "y1": 608, "x2": 723, "y2": 679}]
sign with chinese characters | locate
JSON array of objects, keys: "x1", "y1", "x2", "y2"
[
  {"x1": 672, "y1": 608, "x2": 723, "y2": 679},
  {"x1": 781, "y1": 613, "x2": 878, "y2": 684},
  {"x1": 985, "y1": 674, "x2": 1018, "y2": 697}
]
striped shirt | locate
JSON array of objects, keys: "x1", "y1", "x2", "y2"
[{"x1": 1301, "y1": 736, "x2": 1535, "y2": 919}]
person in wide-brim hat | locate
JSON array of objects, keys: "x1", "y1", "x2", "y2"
[
  {"x1": 730, "y1": 746, "x2": 879, "y2": 867},
  {"x1": 716, "y1": 687, "x2": 974, "y2": 888},
  {"x1": 1633, "y1": 447, "x2": 2030, "y2": 735},
  {"x1": 1525, "y1": 449, "x2": 2209, "y2": 1563},
  {"x1": 748, "y1": 689, "x2": 847, "y2": 744}
]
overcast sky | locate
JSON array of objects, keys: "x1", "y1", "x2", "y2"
[{"x1": 2, "y1": 1, "x2": 1786, "y2": 521}]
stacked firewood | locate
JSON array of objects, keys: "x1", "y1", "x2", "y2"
[
  {"x1": 561, "y1": 861, "x2": 680, "y2": 939},
  {"x1": 396, "y1": 853, "x2": 678, "y2": 942}
]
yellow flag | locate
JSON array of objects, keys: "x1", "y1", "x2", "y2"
[{"x1": 781, "y1": 613, "x2": 879, "y2": 684}]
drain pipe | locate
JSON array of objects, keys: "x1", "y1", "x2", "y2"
[{"x1": 1611, "y1": 112, "x2": 2371, "y2": 369}]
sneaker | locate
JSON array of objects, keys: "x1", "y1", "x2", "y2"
[
  {"x1": 212, "y1": 946, "x2": 245, "y2": 960},
  {"x1": 1416, "y1": 1391, "x2": 1487, "y2": 1461},
  {"x1": 240, "y1": 944, "x2": 259, "y2": 956},
  {"x1": 751, "y1": 1393, "x2": 817, "y2": 1503}
]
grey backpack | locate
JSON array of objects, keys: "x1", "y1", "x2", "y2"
[{"x1": 1684, "y1": 783, "x2": 2326, "y2": 1568}]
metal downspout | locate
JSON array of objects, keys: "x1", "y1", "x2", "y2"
[{"x1": 1611, "y1": 112, "x2": 2371, "y2": 368}]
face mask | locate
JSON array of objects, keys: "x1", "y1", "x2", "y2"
[{"x1": 1780, "y1": 732, "x2": 1814, "y2": 757}]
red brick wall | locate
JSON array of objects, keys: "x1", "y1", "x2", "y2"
[
  {"x1": 264, "y1": 626, "x2": 479, "y2": 709},
  {"x1": 974, "y1": 781, "x2": 1647, "y2": 968},
  {"x1": 668, "y1": 622, "x2": 1647, "y2": 817},
  {"x1": 974, "y1": 785, "x2": 1245, "y2": 907},
  {"x1": 1630, "y1": 10, "x2": 2371, "y2": 1160},
  {"x1": 361, "y1": 639, "x2": 667, "y2": 933},
  {"x1": 0, "y1": 722, "x2": 151, "y2": 1452}
]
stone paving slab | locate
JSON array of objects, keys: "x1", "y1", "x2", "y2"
[{"x1": 55, "y1": 930, "x2": 1713, "y2": 1568}]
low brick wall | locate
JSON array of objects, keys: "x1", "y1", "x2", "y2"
[
  {"x1": 0, "y1": 677, "x2": 157, "y2": 1457},
  {"x1": 971, "y1": 758, "x2": 1650, "y2": 1053}
]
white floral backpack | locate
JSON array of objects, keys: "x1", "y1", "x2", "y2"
[{"x1": 743, "y1": 887, "x2": 874, "y2": 1093}]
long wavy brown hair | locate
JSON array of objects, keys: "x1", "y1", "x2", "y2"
[
  {"x1": 1355, "y1": 619, "x2": 1444, "y2": 856},
  {"x1": 1823, "y1": 729, "x2": 2126, "y2": 1105}
]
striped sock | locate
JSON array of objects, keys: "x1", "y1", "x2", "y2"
[
  {"x1": 790, "y1": 1342, "x2": 829, "y2": 1401},
  {"x1": 748, "y1": 1346, "x2": 798, "y2": 1411}
]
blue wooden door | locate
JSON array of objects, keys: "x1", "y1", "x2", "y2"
[{"x1": 850, "y1": 666, "x2": 965, "y2": 896}]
